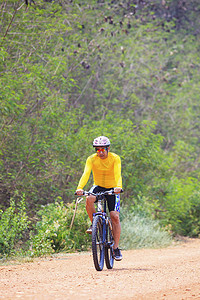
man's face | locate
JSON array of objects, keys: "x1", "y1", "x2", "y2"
[{"x1": 95, "y1": 147, "x2": 109, "y2": 159}]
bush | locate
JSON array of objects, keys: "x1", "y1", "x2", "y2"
[
  {"x1": 0, "y1": 194, "x2": 30, "y2": 257},
  {"x1": 157, "y1": 177, "x2": 200, "y2": 236},
  {"x1": 174, "y1": 191, "x2": 200, "y2": 237},
  {"x1": 29, "y1": 200, "x2": 91, "y2": 257},
  {"x1": 120, "y1": 206, "x2": 172, "y2": 250}
]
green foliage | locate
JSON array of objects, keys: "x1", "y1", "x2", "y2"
[
  {"x1": 157, "y1": 178, "x2": 200, "y2": 237},
  {"x1": 181, "y1": 191, "x2": 200, "y2": 237},
  {"x1": 29, "y1": 200, "x2": 90, "y2": 257},
  {"x1": 0, "y1": 0, "x2": 200, "y2": 257},
  {"x1": 0, "y1": 194, "x2": 30, "y2": 257}
]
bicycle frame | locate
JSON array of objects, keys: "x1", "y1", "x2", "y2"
[{"x1": 93, "y1": 192, "x2": 113, "y2": 240}]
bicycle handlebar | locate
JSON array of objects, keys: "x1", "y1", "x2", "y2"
[{"x1": 74, "y1": 189, "x2": 123, "y2": 196}]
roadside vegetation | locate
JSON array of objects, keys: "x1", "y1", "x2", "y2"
[{"x1": 0, "y1": 0, "x2": 199, "y2": 258}]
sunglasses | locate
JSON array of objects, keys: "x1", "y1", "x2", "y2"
[{"x1": 95, "y1": 148, "x2": 107, "y2": 153}]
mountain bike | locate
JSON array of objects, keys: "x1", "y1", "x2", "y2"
[{"x1": 75, "y1": 189, "x2": 121, "y2": 271}]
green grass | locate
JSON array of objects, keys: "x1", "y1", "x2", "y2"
[{"x1": 120, "y1": 210, "x2": 172, "y2": 250}]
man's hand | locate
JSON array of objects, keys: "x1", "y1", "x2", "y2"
[
  {"x1": 114, "y1": 187, "x2": 122, "y2": 194},
  {"x1": 76, "y1": 189, "x2": 84, "y2": 196}
]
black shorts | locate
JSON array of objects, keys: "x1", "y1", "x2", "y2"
[{"x1": 89, "y1": 185, "x2": 120, "y2": 212}]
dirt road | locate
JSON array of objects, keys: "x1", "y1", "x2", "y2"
[{"x1": 0, "y1": 238, "x2": 200, "y2": 299}]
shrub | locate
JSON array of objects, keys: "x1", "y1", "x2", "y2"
[
  {"x1": 0, "y1": 194, "x2": 30, "y2": 257},
  {"x1": 174, "y1": 191, "x2": 200, "y2": 237},
  {"x1": 158, "y1": 177, "x2": 200, "y2": 236},
  {"x1": 29, "y1": 200, "x2": 91, "y2": 257}
]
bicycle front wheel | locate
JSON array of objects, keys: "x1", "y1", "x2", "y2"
[
  {"x1": 105, "y1": 218, "x2": 114, "y2": 269},
  {"x1": 92, "y1": 215, "x2": 105, "y2": 271}
]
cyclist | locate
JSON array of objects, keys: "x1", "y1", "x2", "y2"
[{"x1": 76, "y1": 136, "x2": 123, "y2": 261}]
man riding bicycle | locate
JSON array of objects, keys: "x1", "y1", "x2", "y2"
[{"x1": 76, "y1": 136, "x2": 123, "y2": 261}]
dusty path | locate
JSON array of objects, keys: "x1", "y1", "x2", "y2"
[{"x1": 0, "y1": 238, "x2": 200, "y2": 299}]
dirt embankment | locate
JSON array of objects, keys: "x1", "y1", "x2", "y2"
[{"x1": 0, "y1": 238, "x2": 200, "y2": 299}]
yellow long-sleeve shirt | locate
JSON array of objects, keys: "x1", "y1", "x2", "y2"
[{"x1": 77, "y1": 152, "x2": 122, "y2": 190}]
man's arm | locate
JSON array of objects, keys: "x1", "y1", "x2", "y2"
[{"x1": 114, "y1": 155, "x2": 122, "y2": 192}]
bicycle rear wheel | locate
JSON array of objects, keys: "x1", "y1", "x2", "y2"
[
  {"x1": 92, "y1": 215, "x2": 105, "y2": 271},
  {"x1": 105, "y1": 218, "x2": 114, "y2": 269}
]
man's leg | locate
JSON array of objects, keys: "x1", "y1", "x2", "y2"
[
  {"x1": 110, "y1": 211, "x2": 121, "y2": 249},
  {"x1": 110, "y1": 210, "x2": 122, "y2": 261},
  {"x1": 86, "y1": 195, "x2": 96, "y2": 223}
]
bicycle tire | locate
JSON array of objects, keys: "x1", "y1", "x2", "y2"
[
  {"x1": 92, "y1": 215, "x2": 105, "y2": 271},
  {"x1": 105, "y1": 218, "x2": 114, "y2": 269}
]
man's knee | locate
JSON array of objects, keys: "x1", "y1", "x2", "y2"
[
  {"x1": 86, "y1": 195, "x2": 96, "y2": 207},
  {"x1": 110, "y1": 211, "x2": 120, "y2": 225}
]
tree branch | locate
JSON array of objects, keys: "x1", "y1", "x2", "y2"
[{"x1": 0, "y1": 0, "x2": 22, "y2": 46}]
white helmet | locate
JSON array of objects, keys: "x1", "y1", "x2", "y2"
[{"x1": 93, "y1": 136, "x2": 110, "y2": 147}]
